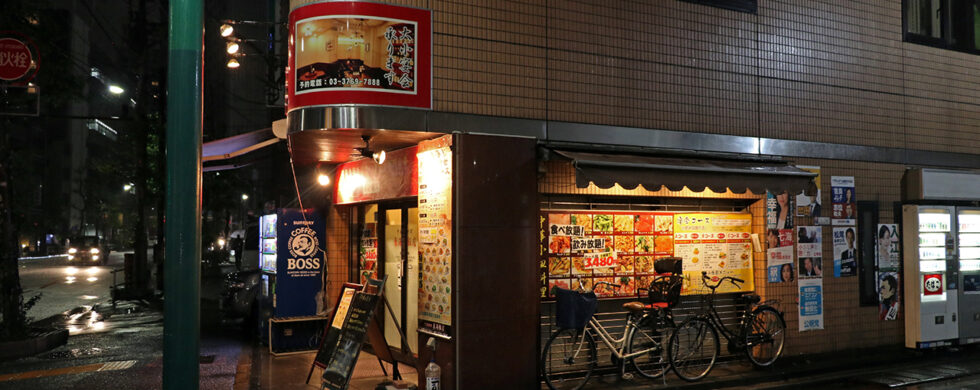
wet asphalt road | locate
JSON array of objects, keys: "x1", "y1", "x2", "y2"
[
  {"x1": 0, "y1": 253, "x2": 246, "y2": 390},
  {"x1": 18, "y1": 252, "x2": 124, "y2": 322}
]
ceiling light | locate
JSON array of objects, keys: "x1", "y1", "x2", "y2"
[
  {"x1": 226, "y1": 58, "x2": 240, "y2": 69},
  {"x1": 226, "y1": 42, "x2": 239, "y2": 54},
  {"x1": 220, "y1": 24, "x2": 234, "y2": 37}
]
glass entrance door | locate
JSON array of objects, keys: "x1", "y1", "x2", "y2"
[{"x1": 380, "y1": 204, "x2": 419, "y2": 355}]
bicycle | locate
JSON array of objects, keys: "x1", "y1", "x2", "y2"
[
  {"x1": 667, "y1": 271, "x2": 786, "y2": 382},
  {"x1": 541, "y1": 272, "x2": 682, "y2": 390}
]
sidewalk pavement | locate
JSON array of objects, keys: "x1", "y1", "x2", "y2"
[{"x1": 575, "y1": 344, "x2": 980, "y2": 389}]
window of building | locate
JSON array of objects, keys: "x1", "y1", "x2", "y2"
[
  {"x1": 905, "y1": 0, "x2": 980, "y2": 53},
  {"x1": 680, "y1": 0, "x2": 757, "y2": 13}
]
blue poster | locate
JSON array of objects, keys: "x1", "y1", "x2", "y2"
[
  {"x1": 799, "y1": 278, "x2": 824, "y2": 331},
  {"x1": 275, "y1": 209, "x2": 326, "y2": 318}
]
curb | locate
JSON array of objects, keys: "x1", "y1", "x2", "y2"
[{"x1": 0, "y1": 328, "x2": 69, "y2": 361}]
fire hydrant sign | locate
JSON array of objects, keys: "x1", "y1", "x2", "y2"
[{"x1": 0, "y1": 37, "x2": 35, "y2": 81}]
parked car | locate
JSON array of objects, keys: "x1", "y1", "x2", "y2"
[
  {"x1": 220, "y1": 269, "x2": 263, "y2": 326},
  {"x1": 66, "y1": 236, "x2": 108, "y2": 265}
]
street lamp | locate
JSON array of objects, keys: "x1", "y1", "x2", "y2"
[
  {"x1": 226, "y1": 58, "x2": 240, "y2": 69},
  {"x1": 241, "y1": 194, "x2": 248, "y2": 201},
  {"x1": 123, "y1": 183, "x2": 133, "y2": 192},
  {"x1": 108, "y1": 85, "x2": 125, "y2": 94},
  {"x1": 219, "y1": 24, "x2": 234, "y2": 37},
  {"x1": 317, "y1": 174, "x2": 330, "y2": 186}
]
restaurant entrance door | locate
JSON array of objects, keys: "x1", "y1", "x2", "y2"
[{"x1": 379, "y1": 202, "x2": 420, "y2": 358}]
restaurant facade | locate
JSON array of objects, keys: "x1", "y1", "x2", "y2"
[{"x1": 247, "y1": 0, "x2": 980, "y2": 388}]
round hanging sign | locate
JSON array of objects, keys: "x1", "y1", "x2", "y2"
[{"x1": 0, "y1": 37, "x2": 34, "y2": 81}]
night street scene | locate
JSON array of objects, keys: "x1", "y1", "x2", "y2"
[{"x1": 7, "y1": 1, "x2": 980, "y2": 390}]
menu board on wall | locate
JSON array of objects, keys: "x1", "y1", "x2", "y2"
[
  {"x1": 539, "y1": 210, "x2": 754, "y2": 299},
  {"x1": 674, "y1": 213, "x2": 754, "y2": 295},
  {"x1": 417, "y1": 135, "x2": 452, "y2": 338}
]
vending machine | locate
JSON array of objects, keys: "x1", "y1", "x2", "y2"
[
  {"x1": 956, "y1": 208, "x2": 980, "y2": 345},
  {"x1": 257, "y1": 208, "x2": 328, "y2": 354},
  {"x1": 903, "y1": 205, "x2": 959, "y2": 348}
]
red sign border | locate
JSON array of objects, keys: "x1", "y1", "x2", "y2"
[
  {"x1": 286, "y1": 1, "x2": 432, "y2": 112},
  {"x1": 0, "y1": 32, "x2": 40, "y2": 84}
]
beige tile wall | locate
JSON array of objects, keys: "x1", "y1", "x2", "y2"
[
  {"x1": 540, "y1": 157, "x2": 909, "y2": 355},
  {"x1": 345, "y1": 0, "x2": 980, "y2": 153}
]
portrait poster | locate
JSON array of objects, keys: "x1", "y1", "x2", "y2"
[
  {"x1": 833, "y1": 226, "x2": 857, "y2": 277},
  {"x1": 766, "y1": 227, "x2": 795, "y2": 283},
  {"x1": 799, "y1": 277, "x2": 824, "y2": 331},
  {"x1": 878, "y1": 271, "x2": 900, "y2": 321},
  {"x1": 766, "y1": 191, "x2": 794, "y2": 230},
  {"x1": 876, "y1": 224, "x2": 900, "y2": 272},
  {"x1": 795, "y1": 165, "x2": 822, "y2": 217},
  {"x1": 831, "y1": 176, "x2": 856, "y2": 226}
]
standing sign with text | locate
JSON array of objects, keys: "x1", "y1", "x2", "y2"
[
  {"x1": 831, "y1": 176, "x2": 856, "y2": 226},
  {"x1": 275, "y1": 209, "x2": 327, "y2": 318},
  {"x1": 417, "y1": 135, "x2": 452, "y2": 338},
  {"x1": 287, "y1": 1, "x2": 431, "y2": 111}
]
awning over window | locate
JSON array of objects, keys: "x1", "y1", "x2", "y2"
[
  {"x1": 554, "y1": 150, "x2": 816, "y2": 194},
  {"x1": 202, "y1": 128, "x2": 280, "y2": 162}
]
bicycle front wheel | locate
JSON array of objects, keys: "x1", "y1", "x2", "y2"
[
  {"x1": 541, "y1": 328, "x2": 597, "y2": 390},
  {"x1": 744, "y1": 306, "x2": 786, "y2": 367},
  {"x1": 627, "y1": 314, "x2": 673, "y2": 379},
  {"x1": 668, "y1": 317, "x2": 719, "y2": 382}
]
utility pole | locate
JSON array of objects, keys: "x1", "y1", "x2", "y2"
[{"x1": 163, "y1": 0, "x2": 203, "y2": 388}]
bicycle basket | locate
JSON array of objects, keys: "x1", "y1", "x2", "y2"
[
  {"x1": 554, "y1": 287, "x2": 598, "y2": 329},
  {"x1": 648, "y1": 275, "x2": 683, "y2": 308}
]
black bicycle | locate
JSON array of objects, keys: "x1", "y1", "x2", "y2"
[{"x1": 667, "y1": 271, "x2": 786, "y2": 381}]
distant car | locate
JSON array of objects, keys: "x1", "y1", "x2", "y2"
[{"x1": 67, "y1": 236, "x2": 107, "y2": 265}]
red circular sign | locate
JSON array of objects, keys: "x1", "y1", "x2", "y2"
[{"x1": 0, "y1": 37, "x2": 33, "y2": 81}]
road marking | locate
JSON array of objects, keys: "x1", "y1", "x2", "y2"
[
  {"x1": 0, "y1": 360, "x2": 138, "y2": 382},
  {"x1": 97, "y1": 360, "x2": 136, "y2": 371}
]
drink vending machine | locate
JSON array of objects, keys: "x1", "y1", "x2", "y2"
[
  {"x1": 956, "y1": 208, "x2": 980, "y2": 345},
  {"x1": 257, "y1": 208, "x2": 328, "y2": 354},
  {"x1": 903, "y1": 205, "x2": 958, "y2": 348}
]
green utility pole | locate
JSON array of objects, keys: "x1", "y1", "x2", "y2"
[{"x1": 164, "y1": 0, "x2": 203, "y2": 388}]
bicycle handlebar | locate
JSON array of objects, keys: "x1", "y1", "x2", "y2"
[{"x1": 700, "y1": 271, "x2": 744, "y2": 289}]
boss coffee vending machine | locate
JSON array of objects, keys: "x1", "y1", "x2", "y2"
[{"x1": 258, "y1": 208, "x2": 327, "y2": 354}]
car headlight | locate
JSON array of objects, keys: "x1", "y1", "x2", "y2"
[
  {"x1": 90, "y1": 248, "x2": 100, "y2": 254},
  {"x1": 68, "y1": 248, "x2": 77, "y2": 254}
]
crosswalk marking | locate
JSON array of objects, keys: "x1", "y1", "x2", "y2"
[
  {"x1": 98, "y1": 360, "x2": 137, "y2": 371},
  {"x1": 0, "y1": 360, "x2": 138, "y2": 382}
]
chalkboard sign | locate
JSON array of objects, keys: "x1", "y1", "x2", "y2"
[
  {"x1": 321, "y1": 291, "x2": 381, "y2": 390},
  {"x1": 312, "y1": 285, "x2": 359, "y2": 370}
]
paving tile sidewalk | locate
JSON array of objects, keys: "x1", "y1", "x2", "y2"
[{"x1": 577, "y1": 345, "x2": 980, "y2": 390}]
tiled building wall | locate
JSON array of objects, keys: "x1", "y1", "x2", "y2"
[
  {"x1": 324, "y1": 204, "x2": 351, "y2": 307},
  {"x1": 539, "y1": 156, "x2": 909, "y2": 355}
]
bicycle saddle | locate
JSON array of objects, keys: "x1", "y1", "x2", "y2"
[
  {"x1": 622, "y1": 301, "x2": 668, "y2": 312},
  {"x1": 737, "y1": 293, "x2": 761, "y2": 304}
]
